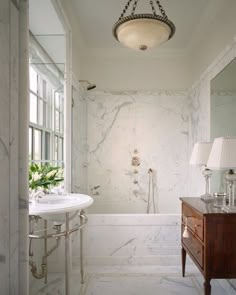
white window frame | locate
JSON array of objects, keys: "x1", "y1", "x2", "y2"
[{"x1": 29, "y1": 66, "x2": 64, "y2": 167}]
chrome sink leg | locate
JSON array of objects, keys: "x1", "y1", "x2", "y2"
[
  {"x1": 44, "y1": 219, "x2": 48, "y2": 284},
  {"x1": 80, "y1": 210, "x2": 85, "y2": 284},
  {"x1": 65, "y1": 212, "x2": 70, "y2": 295}
]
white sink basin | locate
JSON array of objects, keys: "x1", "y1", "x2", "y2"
[{"x1": 29, "y1": 193, "x2": 93, "y2": 221}]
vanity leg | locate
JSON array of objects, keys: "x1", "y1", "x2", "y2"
[
  {"x1": 80, "y1": 210, "x2": 85, "y2": 284},
  {"x1": 204, "y1": 278, "x2": 211, "y2": 295},
  {"x1": 44, "y1": 220, "x2": 48, "y2": 284},
  {"x1": 181, "y1": 247, "x2": 186, "y2": 277}
]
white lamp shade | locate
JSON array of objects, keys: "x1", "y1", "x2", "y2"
[
  {"x1": 207, "y1": 137, "x2": 236, "y2": 170},
  {"x1": 190, "y1": 142, "x2": 213, "y2": 166},
  {"x1": 116, "y1": 18, "x2": 171, "y2": 51}
]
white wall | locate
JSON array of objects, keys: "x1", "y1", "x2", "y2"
[{"x1": 81, "y1": 54, "x2": 189, "y2": 91}]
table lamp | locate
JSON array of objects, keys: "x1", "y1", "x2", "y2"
[
  {"x1": 207, "y1": 136, "x2": 236, "y2": 212},
  {"x1": 190, "y1": 142, "x2": 213, "y2": 201}
]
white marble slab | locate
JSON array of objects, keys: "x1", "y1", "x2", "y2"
[
  {"x1": 72, "y1": 85, "x2": 88, "y2": 194},
  {"x1": 86, "y1": 90, "x2": 189, "y2": 214}
]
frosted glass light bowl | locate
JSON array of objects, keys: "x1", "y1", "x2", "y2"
[{"x1": 29, "y1": 193, "x2": 94, "y2": 222}]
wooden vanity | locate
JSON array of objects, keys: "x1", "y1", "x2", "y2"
[{"x1": 180, "y1": 197, "x2": 236, "y2": 295}]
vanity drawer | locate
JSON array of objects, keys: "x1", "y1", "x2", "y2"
[
  {"x1": 182, "y1": 225, "x2": 203, "y2": 268},
  {"x1": 182, "y1": 203, "x2": 203, "y2": 241}
]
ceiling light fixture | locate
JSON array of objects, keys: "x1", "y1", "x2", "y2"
[{"x1": 113, "y1": 0, "x2": 175, "y2": 51}]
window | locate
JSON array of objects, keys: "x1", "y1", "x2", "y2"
[{"x1": 29, "y1": 66, "x2": 64, "y2": 166}]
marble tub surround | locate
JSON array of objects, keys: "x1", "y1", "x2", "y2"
[
  {"x1": 72, "y1": 214, "x2": 182, "y2": 267},
  {"x1": 86, "y1": 90, "x2": 189, "y2": 214}
]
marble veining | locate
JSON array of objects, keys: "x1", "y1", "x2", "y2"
[
  {"x1": 72, "y1": 85, "x2": 88, "y2": 194},
  {"x1": 86, "y1": 90, "x2": 189, "y2": 214},
  {"x1": 0, "y1": 137, "x2": 9, "y2": 159},
  {"x1": 71, "y1": 214, "x2": 181, "y2": 267}
]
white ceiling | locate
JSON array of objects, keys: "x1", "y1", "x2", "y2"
[{"x1": 71, "y1": 0, "x2": 210, "y2": 50}]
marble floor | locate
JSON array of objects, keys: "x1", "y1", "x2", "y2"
[{"x1": 30, "y1": 265, "x2": 236, "y2": 295}]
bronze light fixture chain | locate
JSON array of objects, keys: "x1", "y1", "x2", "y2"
[
  {"x1": 131, "y1": 0, "x2": 139, "y2": 15},
  {"x1": 150, "y1": 0, "x2": 157, "y2": 15},
  {"x1": 155, "y1": 0, "x2": 167, "y2": 18},
  {"x1": 119, "y1": 0, "x2": 134, "y2": 20}
]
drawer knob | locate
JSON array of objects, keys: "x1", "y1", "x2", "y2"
[
  {"x1": 183, "y1": 217, "x2": 189, "y2": 238},
  {"x1": 183, "y1": 225, "x2": 189, "y2": 238}
]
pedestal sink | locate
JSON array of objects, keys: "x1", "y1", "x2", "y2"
[
  {"x1": 29, "y1": 193, "x2": 93, "y2": 222},
  {"x1": 28, "y1": 193, "x2": 93, "y2": 295}
]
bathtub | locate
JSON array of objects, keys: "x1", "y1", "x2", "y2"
[{"x1": 72, "y1": 214, "x2": 182, "y2": 267}]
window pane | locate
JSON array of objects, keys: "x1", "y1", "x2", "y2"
[
  {"x1": 58, "y1": 137, "x2": 63, "y2": 161},
  {"x1": 37, "y1": 76, "x2": 43, "y2": 98},
  {"x1": 34, "y1": 129, "x2": 42, "y2": 160},
  {"x1": 47, "y1": 83, "x2": 52, "y2": 102},
  {"x1": 30, "y1": 93, "x2": 37, "y2": 124},
  {"x1": 29, "y1": 127, "x2": 32, "y2": 161},
  {"x1": 55, "y1": 110, "x2": 60, "y2": 132},
  {"x1": 60, "y1": 95, "x2": 64, "y2": 112},
  {"x1": 43, "y1": 80, "x2": 46, "y2": 100},
  {"x1": 46, "y1": 102, "x2": 51, "y2": 129},
  {"x1": 54, "y1": 136, "x2": 58, "y2": 160},
  {"x1": 45, "y1": 132, "x2": 50, "y2": 160},
  {"x1": 55, "y1": 93, "x2": 60, "y2": 109},
  {"x1": 29, "y1": 67, "x2": 38, "y2": 93},
  {"x1": 60, "y1": 113, "x2": 63, "y2": 133},
  {"x1": 38, "y1": 99, "x2": 43, "y2": 126}
]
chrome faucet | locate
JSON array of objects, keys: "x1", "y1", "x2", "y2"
[{"x1": 29, "y1": 190, "x2": 45, "y2": 203}]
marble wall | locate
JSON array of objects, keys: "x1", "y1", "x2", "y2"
[
  {"x1": 72, "y1": 84, "x2": 88, "y2": 194},
  {"x1": 0, "y1": 1, "x2": 29, "y2": 294},
  {"x1": 0, "y1": 2, "x2": 12, "y2": 293},
  {"x1": 86, "y1": 90, "x2": 190, "y2": 214}
]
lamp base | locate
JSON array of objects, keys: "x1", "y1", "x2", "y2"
[
  {"x1": 221, "y1": 205, "x2": 236, "y2": 213},
  {"x1": 200, "y1": 193, "x2": 214, "y2": 202}
]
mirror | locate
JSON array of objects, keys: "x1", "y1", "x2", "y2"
[{"x1": 210, "y1": 58, "x2": 236, "y2": 192}]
